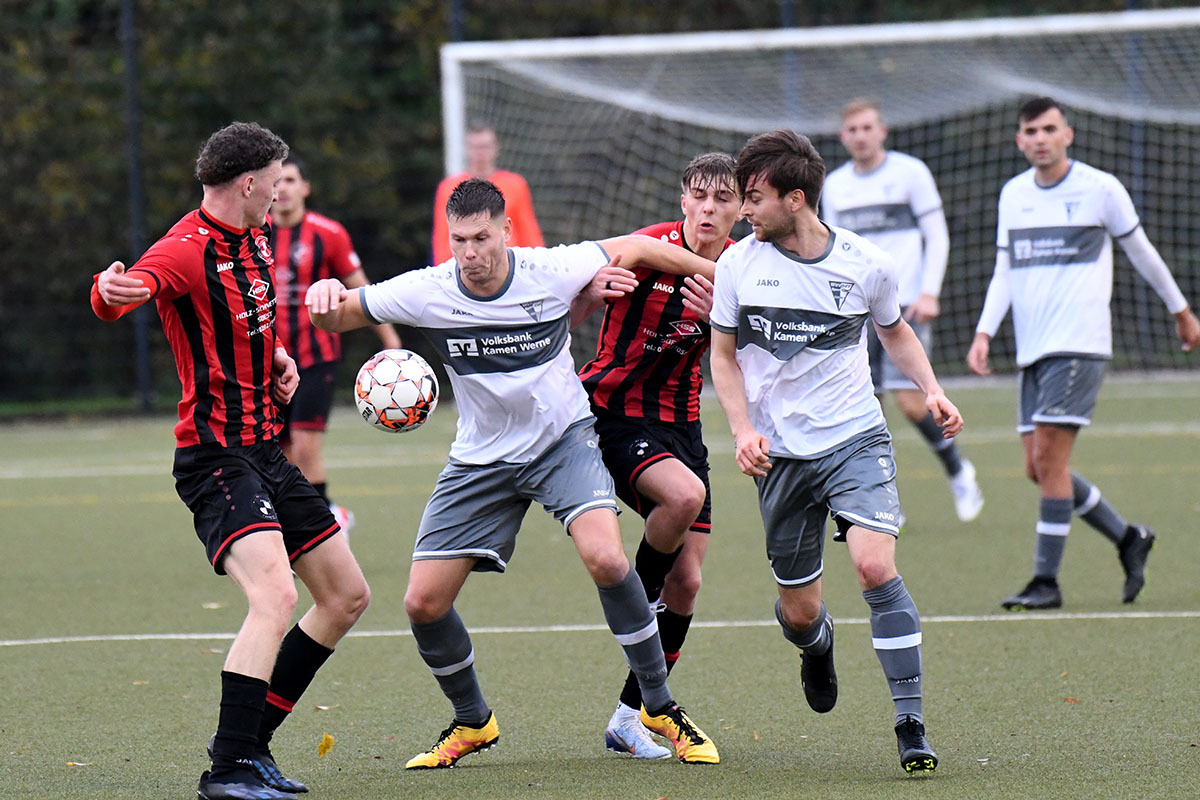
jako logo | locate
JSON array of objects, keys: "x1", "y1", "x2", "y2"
[
  {"x1": 756, "y1": 278, "x2": 779, "y2": 287},
  {"x1": 216, "y1": 261, "x2": 234, "y2": 272},
  {"x1": 653, "y1": 281, "x2": 675, "y2": 294}
]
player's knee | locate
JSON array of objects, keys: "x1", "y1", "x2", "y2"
[
  {"x1": 404, "y1": 585, "x2": 451, "y2": 624},
  {"x1": 248, "y1": 580, "x2": 299, "y2": 628},
  {"x1": 854, "y1": 559, "x2": 896, "y2": 591},
  {"x1": 335, "y1": 578, "x2": 370, "y2": 624},
  {"x1": 779, "y1": 595, "x2": 821, "y2": 630},
  {"x1": 584, "y1": 550, "x2": 631, "y2": 586},
  {"x1": 663, "y1": 565, "x2": 702, "y2": 604}
]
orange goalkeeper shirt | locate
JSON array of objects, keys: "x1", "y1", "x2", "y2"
[{"x1": 431, "y1": 169, "x2": 544, "y2": 265}]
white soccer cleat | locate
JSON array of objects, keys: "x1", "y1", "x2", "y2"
[
  {"x1": 950, "y1": 459, "x2": 984, "y2": 522},
  {"x1": 604, "y1": 705, "x2": 671, "y2": 759},
  {"x1": 330, "y1": 503, "x2": 356, "y2": 539}
]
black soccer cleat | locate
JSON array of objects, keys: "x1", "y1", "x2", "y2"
[
  {"x1": 895, "y1": 716, "x2": 938, "y2": 774},
  {"x1": 208, "y1": 735, "x2": 308, "y2": 794},
  {"x1": 1118, "y1": 525, "x2": 1155, "y2": 603},
  {"x1": 799, "y1": 616, "x2": 838, "y2": 713},
  {"x1": 197, "y1": 769, "x2": 298, "y2": 800},
  {"x1": 1001, "y1": 576, "x2": 1062, "y2": 610}
]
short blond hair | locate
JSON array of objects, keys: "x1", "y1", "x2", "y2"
[{"x1": 840, "y1": 98, "x2": 882, "y2": 122}]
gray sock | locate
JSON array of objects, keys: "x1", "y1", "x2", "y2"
[
  {"x1": 863, "y1": 575, "x2": 923, "y2": 724},
  {"x1": 914, "y1": 413, "x2": 962, "y2": 477},
  {"x1": 410, "y1": 608, "x2": 489, "y2": 725},
  {"x1": 597, "y1": 568, "x2": 672, "y2": 711},
  {"x1": 1071, "y1": 473, "x2": 1127, "y2": 545},
  {"x1": 776, "y1": 598, "x2": 831, "y2": 655},
  {"x1": 1034, "y1": 497, "x2": 1074, "y2": 579}
]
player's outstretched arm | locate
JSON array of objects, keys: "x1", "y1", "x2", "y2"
[
  {"x1": 875, "y1": 319, "x2": 963, "y2": 438},
  {"x1": 91, "y1": 261, "x2": 153, "y2": 321},
  {"x1": 598, "y1": 235, "x2": 716, "y2": 282},
  {"x1": 711, "y1": 329, "x2": 772, "y2": 476},
  {"x1": 306, "y1": 278, "x2": 371, "y2": 333}
]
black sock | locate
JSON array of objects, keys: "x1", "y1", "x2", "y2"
[
  {"x1": 258, "y1": 625, "x2": 334, "y2": 748},
  {"x1": 211, "y1": 671, "x2": 269, "y2": 779},
  {"x1": 634, "y1": 536, "x2": 681, "y2": 603},
  {"x1": 659, "y1": 608, "x2": 693, "y2": 674}
]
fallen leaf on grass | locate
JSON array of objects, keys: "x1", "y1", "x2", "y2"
[
  {"x1": 318, "y1": 733, "x2": 334, "y2": 757},
  {"x1": 753, "y1": 731, "x2": 760, "y2": 740},
  {"x1": 1063, "y1": 697, "x2": 1078, "y2": 703},
  {"x1": 66, "y1": 762, "x2": 92, "y2": 767},
  {"x1": 314, "y1": 704, "x2": 339, "y2": 711},
  {"x1": 201, "y1": 602, "x2": 226, "y2": 610}
]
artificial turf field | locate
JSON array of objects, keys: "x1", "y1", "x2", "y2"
[{"x1": 2, "y1": 374, "x2": 1199, "y2": 800}]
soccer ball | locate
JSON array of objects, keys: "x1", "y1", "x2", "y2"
[{"x1": 354, "y1": 348, "x2": 439, "y2": 433}]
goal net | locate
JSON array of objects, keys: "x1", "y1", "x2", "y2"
[{"x1": 441, "y1": 8, "x2": 1200, "y2": 373}]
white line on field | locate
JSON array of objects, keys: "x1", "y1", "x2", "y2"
[{"x1": 3, "y1": 609, "x2": 1197, "y2": 648}]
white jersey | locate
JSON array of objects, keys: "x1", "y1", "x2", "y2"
[
  {"x1": 995, "y1": 161, "x2": 1140, "y2": 366},
  {"x1": 822, "y1": 151, "x2": 943, "y2": 306},
  {"x1": 360, "y1": 243, "x2": 608, "y2": 464},
  {"x1": 710, "y1": 226, "x2": 901, "y2": 458}
]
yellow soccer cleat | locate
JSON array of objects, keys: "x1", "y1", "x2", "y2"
[
  {"x1": 405, "y1": 712, "x2": 499, "y2": 769},
  {"x1": 640, "y1": 703, "x2": 719, "y2": 764}
]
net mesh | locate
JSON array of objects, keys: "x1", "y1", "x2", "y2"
[{"x1": 445, "y1": 12, "x2": 1200, "y2": 372}]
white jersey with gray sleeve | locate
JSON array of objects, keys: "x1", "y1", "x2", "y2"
[
  {"x1": 822, "y1": 151, "x2": 944, "y2": 306},
  {"x1": 710, "y1": 226, "x2": 900, "y2": 459},
  {"x1": 359, "y1": 243, "x2": 608, "y2": 464}
]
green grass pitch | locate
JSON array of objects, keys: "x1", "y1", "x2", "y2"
[{"x1": 2, "y1": 375, "x2": 1199, "y2": 799}]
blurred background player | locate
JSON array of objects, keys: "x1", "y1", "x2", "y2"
[
  {"x1": 823, "y1": 98, "x2": 984, "y2": 524},
  {"x1": 431, "y1": 122, "x2": 544, "y2": 265},
  {"x1": 271, "y1": 156, "x2": 401, "y2": 534},
  {"x1": 308, "y1": 178, "x2": 719, "y2": 768},
  {"x1": 711, "y1": 129, "x2": 964, "y2": 775},
  {"x1": 91, "y1": 122, "x2": 369, "y2": 800},
  {"x1": 968, "y1": 96, "x2": 1200, "y2": 610},
  {"x1": 572, "y1": 153, "x2": 736, "y2": 760}
]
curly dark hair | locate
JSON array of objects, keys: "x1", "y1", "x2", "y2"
[
  {"x1": 194, "y1": 122, "x2": 289, "y2": 186},
  {"x1": 445, "y1": 177, "x2": 506, "y2": 221},
  {"x1": 735, "y1": 129, "x2": 825, "y2": 211}
]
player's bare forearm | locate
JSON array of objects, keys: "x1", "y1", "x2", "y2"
[
  {"x1": 306, "y1": 278, "x2": 369, "y2": 332},
  {"x1": 599, "y1": 235, "x2": 715, "y2": 281},
  {"x1": 711, "y1": 330, "x2": 771, "y2": 476}
]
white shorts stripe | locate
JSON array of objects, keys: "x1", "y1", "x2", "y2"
[
  {"x1": 562, "y1": 499, "x2": 619, "y2": 530},
  {"x1": 429, "y1": 648, "x2": 475, "y2": 677},
  {"x1": 1036, "y1": 521, "x2": 1071, "y2": 536},
  {"x1": 614, "y1": 618, "x2": 659, "y2": 647},
  {"x1": 1031, "y1": 413, "x2": 1093, "y2": 427},
  {"x1": 872, "y1": 632, "x2": 922, "y2": 650},
  {"x1": 413, "y1": 548, "x2": 508, "y2": 570},
  {"x1": 773, "y1": 562, "x2": 823, "y2": 586},
  {"x1": 837, "y1": 510, "x2": 900, "y2": 536}
]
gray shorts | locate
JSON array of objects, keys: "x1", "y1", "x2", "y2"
[
  {"x1": 1017, "y1": 355, "x2": 1107, "y2": 433},
  {"x1": 413, "y1": 418, "x2": 619, "y2": 573},
  {"x1": 754, "y1": 427, "x2": 902, "y2": 587},
  {"x1": 868, "y1": 313, "x2": 932, "y2": 392}
]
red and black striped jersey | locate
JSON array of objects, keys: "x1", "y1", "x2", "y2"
[
  {"x1": 127, "y1": 207, "x2": 281, "y2": 448},
  {"x1": 579, "y1": 221, "x2": 734, "y2": 423},
  {"x1": 271, "y1": 211, "x2": 361, "y2": 369}
]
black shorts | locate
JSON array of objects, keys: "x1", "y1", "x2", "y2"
[
  {"x1": 173, "y1": 440, "x2": 341, "y2": 574},
  {"x1": 591, "y1": 406, "x2": 712, "y2": 533},
  {"x1": 280, "y1": 361, "x2": 339, "y2": 437}
]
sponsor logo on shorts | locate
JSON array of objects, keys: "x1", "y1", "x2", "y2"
[{"x1": 874, "y1": 511, "x2": 898, "y2": 523}]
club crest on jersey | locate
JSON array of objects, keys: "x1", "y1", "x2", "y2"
[
  {"x1": 669, "y1": 319, "x2": 702, "y2": 337},
  {"x1": 289, "y1": 240, "x2": 310, "y2": 266},
  {"x1": 520, "y1": 300, "x2": 543, "y2": 322},
  {"x1": 829, "y1": 281, "x2": 855, "y2": 310},
  {"x1": 249, "y1": 278, "x2": 269, "y2": 301},
  {"x1": 255, "y1": 234, "x2": 274, "y2": 264},
  {"x1": 253, "y1": 494, "x2": 276, "y2": 519}
]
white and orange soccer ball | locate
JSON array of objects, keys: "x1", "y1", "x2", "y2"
[{"x1": 354, "y1": 348, "x2": 439, "y2": 433}]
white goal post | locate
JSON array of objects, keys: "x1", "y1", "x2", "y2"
[{"x1": 441, "y1": 8, "x2": 1200, "y2": 372}]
